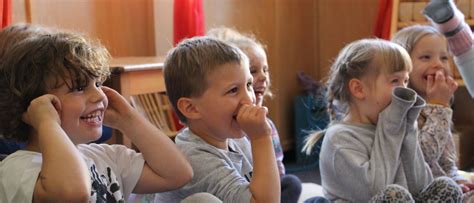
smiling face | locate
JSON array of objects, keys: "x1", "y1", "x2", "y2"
[
  {"x1": 243, "y1": 45, "x2": 269, "y2": 106},
  {"x1": 48, "y1": 77, "x2": 108, "y2": 145},
  {"x1": 409, "y1": 34, "x2": 451, "y2": 98},
  {"x1": 191, "y1": 62, "x2": 255, "y2": 143}
]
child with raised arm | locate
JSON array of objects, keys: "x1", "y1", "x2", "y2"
[
  {"x1": 154, "y1": 36, "x2": 280, "y2": 203},
  {"x1": 0, "y1": 28, "x2": 193, "y2": 202},
  {"x1": 392, "y1": 25, "x2": 474, "y2": 196},
  {"x1": 424, "y1": 0, "x2": 474, "y2": 97},
  {"x1": 0, "y1": 24, "x2": 51, "y2": 155},
  {"x1": 207, "y1": 27, "x2": 302, "y2": 203},
  {"x1": 304, "y1": 39, "x2": 462, "y2": 202}
]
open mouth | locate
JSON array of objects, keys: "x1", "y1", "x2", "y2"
[
  {"x1": 254, "y1": 89, "x2": 264, "y2": 97},
  {"x1": 80, "y1": 110, "x2": 102, "y2": 123},
  {"x1": 424, "y1": 74, "x2": 436, "y2": 81}
]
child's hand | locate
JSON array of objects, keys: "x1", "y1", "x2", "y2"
[
  {"x1": 458, "y1": 179, "x2": 474, "y2": 193},
  {"x1": 22, "y1": 94, "x2": 62, "y2": 129},
  {"x1": 101, "y1": 86, "x2": 135, "y2": 131},
  {"x1": 236, "y1": 104, "x2": 271, "y2": 140},
  {"x1": 426, "y1": 71, "x2": 458, "y2": 106}
]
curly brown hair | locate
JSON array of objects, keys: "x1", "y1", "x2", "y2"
[
  {"x1": 0, "y1": 30, "x2": 111, "y2": 142},
  {"x1": 0, "y1": 24, "x2": 51, "y2": 60}
]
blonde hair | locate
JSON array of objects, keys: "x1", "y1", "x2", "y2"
[
  {"x1": 164, "y1": 36, "x2": 248, "y2": 124},
  {"x1": 391, "y1": 25, "x2": 444, "y2": 54},
  {"x1": 207, "y1": 27, "x2": 273, "y2": 98},
  {"x1": 303, "y1": 39, "x2": 412, "y2": 154}
]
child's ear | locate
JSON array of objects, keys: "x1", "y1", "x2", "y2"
[
  {"x1": 177, "y1": 97, "x2": 201, "y2": 120},
  {"x1": 348, "y1": 78, "x2": 366, "y2": 100}
]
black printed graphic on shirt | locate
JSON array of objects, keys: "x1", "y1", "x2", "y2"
[{"x1": 89, "y1": 164, "x2": 124, "y2": 203}]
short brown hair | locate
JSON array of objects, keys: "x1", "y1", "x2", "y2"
[
  {"x1": 0, "y1": 30, "x2": 111, "y2": 142},
  {"x1": 164, "y1": 36, "x2": 248, "y2": 124}
]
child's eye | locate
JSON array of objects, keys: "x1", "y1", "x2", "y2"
[
  {"x1": 228, "y1": 87, "x2": 238, "y2": 94},
  {"x1": 263, "y1": 67, "x2": 269, "y2": 73},
  {"x1": 390, "y1": 79, "x2": 399, "y2": 85},
  {"x1": 250, "y1": 68, "x2": 257, "y2": 74},
  {"x1": 441, "y1": 56, "x2": 449, "y2": 61},
  {"x1": 419, "y1": 55, "x2": 430, "y2": 60},
  {"x1": 71, "y1": 86, "x2": 85, "y2": 92},
  {"x1": 95, "y1": 81, "x2": 103, "y2": 87}
]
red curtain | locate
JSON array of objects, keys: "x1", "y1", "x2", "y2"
[
  {"x1": 1, "y1": 0, "x2": 12, "y2": 28},
  {"x1": 373, "y1": 0, "x2": 392, "y2": 40},
  {"x1": 173, "y1": 0, "x2": 205, "y2": 46}
]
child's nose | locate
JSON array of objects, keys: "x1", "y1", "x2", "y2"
[
  {"x1": 256, "y1": 71, "x2": 268, "y2": 81},
  {"x1": 432, "y1": 58, "x2": 446, "y2": 69},
  {"x1": 90, "y1": 86, "x2": 107, "y2": 103},
  {"x1": 242, "y1": 89, "x2": 256, "y2": 105}
]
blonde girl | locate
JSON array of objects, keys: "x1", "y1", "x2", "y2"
[
  {"x1": 392, "y1": 25, "x2": 474, "y2": 201},
  {"x1": 304, "y1": 38, "x2": 462, "y2": 202}
]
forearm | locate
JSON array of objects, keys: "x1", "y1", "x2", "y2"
[
  {"x1": 439, "y1": 138, "x2": 464, "y2": 181},
  {"x1": 454, "y1": 47, "x2": 474, "y2": 97},
  {"x1": 249, "y1": 136, "x2": 280, "y2": 203},
  {"x1": 418, "y1": 105, "x2": 453, "y2": 165},
  {"x1": 401, "y1": 131, "x2": 433, "y2": 194},
  {"x1": 121, "y1": 113, "x2": 192, "y2": 189},
  {"x1": 35, "y1": 122, "x2": 90, "y2": 201}
]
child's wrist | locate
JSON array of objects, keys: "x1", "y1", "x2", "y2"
[
  {"x1": 248, "y1": 133, "x2": 272, "y2": 143},
  {"x1": 427, "y1": 99, "x2": 449, "y2": 107}
]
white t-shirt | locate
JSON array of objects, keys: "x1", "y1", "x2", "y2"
[{"x1": 0, "y1": 143, "x2": 144, "y2": 202}]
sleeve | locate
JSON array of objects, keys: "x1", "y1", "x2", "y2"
[
  {"x1": 322, "y1": 88, "x2": 418, "y2": 202},
  {"x1": 0, "y1": 153, "x2": 42, "y2": 203},
  {"x1": 454, "y1": 46, "x2": 474, "y2": 97},
  {"x1": 418, "y1": 104, "x2": 458, "y2": 178},
  {"x1": 400, "y1": 96, "x2": 433, "y2": 195},
  {"x1": 371, "y1": 87, "x2": 418, "y2": 191},
  {"x1": 185, "y1": 147, "x2": 252, "y2": 203},
  {"x1": 88, "y1": 144, "x2": 145, "y2": 199},
  {"x1": 446, "y1": 23, "x2": 473, "y2": 56},
  {"x1": 439, "y1": 135, "x2": 466, "y2": 182},
  {"x1": 267, "y1": 118, "x2": 285, "y2": 175}
]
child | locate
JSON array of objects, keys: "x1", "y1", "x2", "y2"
[
  {"x1": 0, "y1": 28, "x2": 193, "y2": 202},
  {"x1": 305, "y1": 38, "x2": 462, "y2": 202},
  {"x1": 0, "y1": 24, "x2": 50, "y2": 155},
  {"x1": 392, "y1": 25, "x2": 474, "y2": 197},
  {"x1": 154, "y1": 36, "x2": 280, "y2": 203},
  {"x1": 424, "y1": 0, "x2": 474, "y2": 97},
  {"x1": 207, "y1": 27, "x2": 302, "y2": 203}
]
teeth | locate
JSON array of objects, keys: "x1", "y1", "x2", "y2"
[{"x1": 81, "y1": 111, "x2": 102, "y2": 122}]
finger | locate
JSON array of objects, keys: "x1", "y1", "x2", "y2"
[
  {"x1": 101, "y1": 86, "x2": 127, "y2": 107},
  {"x1": 435, "y1": 71, "x2": 445, "y2": 82},
  {"x1": 50, "y1": 95, "x2": 62, "y2": 112},
  {"x1": 427, "y1": 75, "x2": 434, "y2": 89},
  {"x1": 460, "y1": 184, "x2": 469, "y2": 193},
  {"x1": 21, "y1": 112, "x2": 30, "y2": 124},
  {"x1": 238, "y1": 104, "x2": 252, "y2": 118},
  {"x1": 465, "y1": 183, "x2": 474, "y2": 190}
]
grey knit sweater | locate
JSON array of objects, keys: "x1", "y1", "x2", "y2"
[{"x1": 320, "y1": 87, "x2": 433, "y2": 202}]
